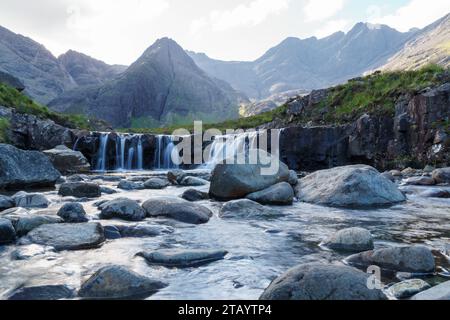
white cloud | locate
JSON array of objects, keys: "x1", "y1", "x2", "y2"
[
  {"x1": 313, "y1": 19, "x2": 351, "y2": 38},
  {"x1": 304, "y1": 0, "x2": 346, "y2": 22},
  {"x1": 369, "y1": 0, "x2": 450, "y2": 31}
]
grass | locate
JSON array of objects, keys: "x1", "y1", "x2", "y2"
[{"x1": 0, "y1": 117, "x2": 10, "y2": 143}]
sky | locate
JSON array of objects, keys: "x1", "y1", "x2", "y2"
[{"x1": 0, "y1": 0, "x2": 449, "y2": 65}]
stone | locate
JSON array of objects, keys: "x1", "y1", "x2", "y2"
[
  {"x1": 345, "y1": 245, "x2": 435, "y2": 273},
  {"x1": 246, "y1": 182, "x2": 294, "y2": 205},
  {"x1": 381, "y1": 172, "x2": 395, "y2": 182},
  {"x1": 295, "y1": 165, "x2": 406, "y2": 208},
  {"x1": 58, "y1": 182, "x2": 101, "y2": 198},
  {"x1": 323, "y1": 227, "x2": 374, "y2": 253},
  {"x1": 43, "y1": 145, "x2": 90, "y2": 175},
  {"x1": 137, "y1": 249, "x2": 228, "y2": 268},
  {"x1": 7, "y1": 285, "x2": 75, "y2": 300},
  {"x1": 181, "y1": 189, "x2": 209, "y2": 202},
  {"x1": 423, "y1": 165, "x2": 435, "y2": 173},
  {"x1": 78, "y1": 265, "x2": 167, "y2": 299},
  {"x1": 142, "y1": 196, "x2": 212, "y2": 224},
  {"x1": 11, "y1": 244, "x2": 55, "y2": 260},
  {"x1": 99, "y1": 198, "x2": 146, "y2": 222},
  {"x1": 388, "y1": 279, "x2": 431, "y2": 299},
  {"x1": 411, "y1": 281, "x2": 450, "y2": 300},
  {"x1": 57, "y1": 203, "x2": 88, "y2": 223},
  {"x1": 432, "y1": 168, "x2": 450, "y2": 184},
  {"x1": 100, "y1": 186, "x2": 117, "y2": 194},
  {"x1": 24, "y1": 223, "x2": 105, "y2": 251},
  {"x1": 103, "y1": 225, "x2": 122, "y2": 240},
  {"x1": 180, "y1": 176, "x2": 209, "y2": 187},
  {"x1": 12, "y1": 192, "x2": 50, "y2": 208},
  {"x1": 404, "y1": 176, "x2": 436, "y2": 186},
  {"x1": 419, "y1": 189, "x2": 450, "y2": 198},
  {"x1": 288, "y1": 170, "x2": 298, "y2": 186},
  {"x1": 0, "y1": 144, "x2": 61, "y2": 190},
  {"x1": 117, "y1": 180, "x2": 145, "y2": 190},
  {"x1": 116, "y1": 224, "x2": 174, "y2": 238},
  {"x1": 167, "y1": 169, "x2": 186, "y2": 185},
  {"x1": 66, "y1": 174, "x2": 89, "y2": 182},
  {"x1": 219, "y1": 199, "x2": 278, "y2": 219},
  {"x1": 260, "y1": 263, "x2": 386, "y2": 300},
  {"x1": 8, "y1": 214, "x2": 63, "y2": 237},
  {"x1": 0, "y1": 218, "x2": 16, "y2": 243},
  {"x1": 143, "y1": 178, "x2": 170, "y2": 189},
  {"x1": 0, "y1": 195, "x2": 14, "y2": 211}
]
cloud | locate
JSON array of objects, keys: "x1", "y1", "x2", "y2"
[
  {"x1": 369, "y1": 0, "x2": 450, "y2": 31},
  {"x1": 304, "y1": 0, "x2": 346, "y2": 22},
  {"x1": 313, "y1": 19, "x2": 351, "y2": 38}
]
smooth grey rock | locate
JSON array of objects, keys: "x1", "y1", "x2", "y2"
[
  {"x1": 142, "y1": 196, "x2": 212, "y2": 224},
  {"x1": 0, "y1": 195, "x2": 14, "y2": 211},
  {"x1": 181, "y1": 189, "x2": 209, "y2": 202},
  {"x1": 144, "y1": 178, "x2": 170, "y2": 189},
  {"x1": 7, "y1": 285, "x2": 75, "y2": 300},
  {"x1": 24, "y1": 223, "x2": 105, "y2": 251},
  {"x1": 99, "y1": 198, "x2": 146, "y2": 222},
  {"x1": 288, "y1": 170, "x2": 298, "y2": 186},
  {"x1": 419, "y1": 188, "x2": 450, "y2": 198},
  {"x1": 219, "y1": 199, "x2": 278, "y2": 219},
  {"x1": 323, "y1": 227, "x2": 374, "y2": 253},
  {"x1": 167, "y1": 169, "x2": 186, "y2": 185},
  {"x1": 345, "y1": 245, "x2": 435, "y2": 273},
  {"x1": 411, "y1": 281, "x2": 450, "y2": 300},
  {"x1": 12, "y1": 192, "x2": 50, "y2": 208},
  {"x1": 260, "y1": 263, "x2": 387, "y2": 300},
  {"x1": 404, "y1": 176, "x2": 436, "y2": 186},
  {"x1": 137, "y1": 249, "x2": 228, "y2": 267},
  {"x1": 11, "y1": 244, "x2": 55, "y2": 260},
  {"x1": 57, "y1": 203, "x2": 88, "y2": 223},
  {"x1": 103, "y1": 225, "x2": 122, "y2": 240},
  {"x1": 117, "y1": 180, "x2": 145, "y2": 190},
  {"x1": 100, "y1": 186, "x2": 117, "y2": 194},
  {"x1": 381, "y1": 172, "x2": 395, "y2": 182},
  {"x1": 58, "y1": 182, "x2": 101, "y2": 198},
  {"x1": 8, "y1": 214, "x2": 63, "y2": 237},
  {"x1": 66, "y1": 174, "x2": 89, "y2": 182},
  {"x1": 78, "y1": 265, "x2": 167, "y2": 299},
  {"x1": 296, "y1": 165, "x2": 406, "y2": 208},
  {"x1": 388, "y1": 279, "x2": 431, "y2": 299},
  {"x1": 246, "y1": 182, "x2": 294, "y2": 205},
  {"x1": 432, "y1": 168, "x2": 450, "y2": 184},
  {"x1": 0, "y1": 218, "x2": 16, "y2": 243},
  {"x1": 180, "y1": 176, "x2": 208, "y2": 187},
  {"x1": 43, "y1": 145, "x2": 90, "y2": 175},
  {"x1": 117, "y1": 224, "x2": 174, "y2": 238}
]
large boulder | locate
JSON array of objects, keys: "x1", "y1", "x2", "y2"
[
  {"x1": 24, "y1": 223, "x2": 105, "y2": 251},
  {"x1": 209, "y1": 150, "x2": 290, "y2": 200},
  {"x1": 57, "y1": 203, "x2": 88, "y2": 223},
  {"x1": 142, "y1": 196, "x2": 212, "y2": 224},
  {"x1": 12, "y1": 192, "x2": 50, "y2": 208},
  {"x1": 0, "y1": 218, "x2": 16, "y2": 244},
  {"x1": 246, "y1": 182, "x2": 294, "y2": 205},
  {"x1": 0, "y1": 195, "x2": 14, "y2": 211},
  {"x1": 295, "y1": 165, "x2": 406, "y2": 208},
  {"x1": 0, "y1": 144, "x2": 61, "y2": 190},
  {"x1": 411, "y1": 281, "x2": 450, "y2": 300},
  {"x1": 78, "y1": 265, "x2": 167, "y2": 299},
  {"x1": 219, "y1": 199, "x2": 278, "y2": 219},
  {"x1": 260, "y1": 263, "x2": 386, "y2": 300},
  {"x1": 99, "y1": 198, "x2": 146, "y2": 222},
  {"x1": 58, "y1": 182, "x2": 101, "y2": 198},
  {"x1": 345, "y1": 245, "x2": 435, "y2": 273},
  {"x1": 137, "y1": 249, "x2": 228, "y2": 268},
  {"x1": 323, "y1": 227, "x2": 374, "y2": 253},
  {"x1": 7, "y1": 285, "x2": 75, "y2": 300},
  {"x1": 43, "y1": 145, "x2": 91, "y2": 175},
  {"x1": 432, "y1": 168, "x2": 450, "y2": 184}
]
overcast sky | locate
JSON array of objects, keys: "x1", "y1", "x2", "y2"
[{"x1": 0, "y1": 0, "x2": 449, "y2": 65}]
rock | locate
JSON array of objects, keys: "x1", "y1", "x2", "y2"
[
  {"x1": 423, "y1": 165, "x2": 435, "y2": 173},
  {"x1": 288, "y1": 170, "x2": 298, "y2": 186},
  {"x1": 180, "y1": 176, "x2": 209, "y2": 187},
  {"x1": 295, "y1": 165, "x2": 406, "y2": 208},
  {"x1": 219, "y1": 199, "x2": 278, "y2": 219},
  {"x1": 0, "y1": 144, "x2": 61, "y2": 190},
  {"x1": 99, "y1": 186, "x2": 117, "y2": 194},
  {"x1": 209, "y1": 150, "x2": 290, "y2": 200},
  {"x1": 43, "y1": 145, "x2": 91, "y2": 175},
  {"x1": 432, "y1": 168, "x2": 450, "y2": 184},
  {"x1": 181, "y1": 189, "x2": 209, "y2": 202},
  {"x1": 260, "y1": 263, "x2": 386, "y2": 300},
  {"x1": 99, "y1": 198, "x2": 146, "y2": 222},
  {"x1": 78, "y1": 265, "x2": 167, "y2": 299},
  {"x1": 345, "y1": 245, "x2": 435, "y2": 273},
  {"x1": 137, "y1": 249, "x2": 228, "y2": 268},
  {"x1": 57, "y1": 203, "x2": 88, "y2": 223},
  {"x1": 0, "y1": 195, "x2": 14, "y2": 211},
  {"x1": 390, "y1": 170, "x2": 403, "y2": 177},
  {"x1": 9, "y1": 214, "x2": 63, "y2": 237},
  {"x1": 116, "y1": 224, "x2": 174, "y2": 238},
  {"x1": 323, "y1": 227, "x2": 374, "y2": 253},
  {"x1": 0, "y1": 218, "x2": 16, "y2": 244},
  {"x1": 246, "y1": 182, "x2": 294, "y2": 205},
  {"x1": 7, "y1": 285, "x2": 75, "y2": 300},
  {"x1": 11, "y1": 244, "x2": 55, "y2": 260},
  {"x1": 24, "y1": 223, "x2": 105, "y2": 251},
  {"x1": 167, "y1": 169, "x2": 186, "y2": 185},
  {"x1": 143, "y1": 178, "x2": 170, "y2": 189},
  {"x1": 103, "y1": 225, "x2": 121, "y2": 240},
  {"x1": 381, "y1": 172, "x2": 395, "y2": 182},
  {"x1": 12, "y1": 192, "x2": 50, "y2": 208},
  {"x1": 411, "y1": 281, "x2": 450, "y2": 300},
  {"x1": 404, "y1": 176, "x2": 436, "y2": 186},
  {"x1": 66, "y1": 174, "x2": 89, "y2": 182},
  {"x1": 117, "y1": 180, "x2": 145, "y2": 190},
  {"x1": 419, "y1": 189, "x2": 450, "y2": 198},
  {"x1": 142, "y1": 196, "x2": 212, "y2": 224},
  {"x1": 388, "y1": 279, "x2": 431, "y2": 299},
  {"x1": 402, "y1": 167, "x2": 418, "y2": 177},
  {"x1": 58, "y1": 182, "x2": 101, "y2": 198}
]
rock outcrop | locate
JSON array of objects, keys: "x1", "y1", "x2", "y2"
[{"x1": 43, "y1": 145, "x2": 90, "y2": 174}]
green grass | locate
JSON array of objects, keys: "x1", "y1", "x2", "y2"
[{"x1": 0, "y1": 117, "x2": 10, "y2": 143}]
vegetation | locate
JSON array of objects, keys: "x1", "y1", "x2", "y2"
[{"x1": 0, "y1": 117, "x2": 10, "y2": 143}]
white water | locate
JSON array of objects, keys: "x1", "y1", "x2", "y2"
[
  {"x1": 154, "y1": 135, "x2": 180, "y2": 170},
  {"x1": 137, "y1": 135, "x2": 143, "y2": 170},
  {"x1": 95, "y1": 133, "x2": 109, "y2": 171}
]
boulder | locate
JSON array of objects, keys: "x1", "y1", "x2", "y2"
[
  {"x1": 78, "y1": 265, "x2": 167, "y2": 299},
  {"x1": 12, "y1": 192, "x2": 50, "y2": 208},
  {"x1": 43, "y1": 145, "x2": 90, "y2": 175},
  {"x1": 209, "y1": 150, "x2": 290, "y2": 200},
  {"x1": 137, "y1": 249, "x2": 228, "y2": 268},
  {"x1": 419, "y1": 189, "x2": 450, "y2": 198},
  {"x1": 180, "y1": 176, "x2": 209, "y2": 187},
  {"x1": 404, "y1": 176, "x2": 436, "y2": 186},
  {"x1": 142, "y1": 196, "x2": 212, "y2": 224},
  {"x1": 411, "y1": 281, "x2": 450, "y2": 300},
  {"x1": 0, "y1": 218, "x2": 16, "y2": 243},
  {"x1": 295, "y1": 165, "x2": 406, "y2": 208},
  {"x1": 117, "y1": 180, "x2": 145, "y2": 190},
  {"x1": 381, "y1": 172, "x2": 395, "y2": 182},
  {"x1": 116, "y1": 224, "x2": 174, "y2": 238},
  {"x1": 345, "y1": 245, "x2": 435, "y2": 273},
  {"x1": 57, "y1": 203, "x2": 88, "y2": 223},
  {"x1": 24, "y1": 223, "x2": 105, "y2": 251},
  {"x1": 260, "y1": 263, "x2": 386, "y2": 300},
  {"x1": 219, "y1": 199, "x2": 278, "y2": 219},
  {"x1": 58, "y1": 182, "x2": 101, "y2": 198},
  {"x1": 7, "y1": 214, "x2": 62, "y2": 237},
  {"x1": 432, "y1": 168, "x2": 450, "y2": 184},
  {"x1": 99, "y1": 186, "x2": 117, "y2": 194},
  {"x1": 288, "y1": 170, "x2": 298, "y2": 186},
  {"x1": 7, "y1": 285, "x2": 75, "y2": 300},
  {"x1": 103, "y1": 225, "x2": 122, "y2": 240},
  {"x1": 0, "y1": 144, "x2": 61, "y2": 190},
  {"x1": 99, "y1": 198, "x2": 146, "y2": 222},
  {"x1": 323, "y1": 227, "x2": 374, "y2": 253},
  {"x1": 181, "y1": 189, "x2": 209, "y2": 202},
  {"x1": 388, "y1": 279, "x2": 431, "y2": 299},
  {"x1": 0, "y1": 195, "x2": 14, "y2": 211},
  {"x1": 144, "y1": 178, "x2": 170, "y2": 189},
  {"x1": 246, "y1": 182, "x2": 294, "y2": 205},
  {"x1": 167, "y1": 169, "x2": 186, "y2": 185},
  {"x1": 11, "y1": 244, "x2": 55, "y2": 260}
]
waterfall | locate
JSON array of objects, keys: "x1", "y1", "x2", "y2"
[
  {"x1": 137, "y1": 135, "x2": 143, "y2": 170},
  {"x1": 120, "y1": 135, "x2": 127, "y2": 170},
  {"x1": 73, "y1": 137, "x2": 81, "y2": 151},
  {"x1": 154, "y1": 135, "x2": 180, "y2": 170},
  {"x1": 95, "y1": 133, "x2": 109, "y2": 171},
  {"x1": 127, "y1": 147, "x2": 135, "y2": 170}
]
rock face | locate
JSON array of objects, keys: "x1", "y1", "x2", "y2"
[
  {"x1": 411, "y1": 281, "x2": 450, "y2": 300},
  {"x1": 58, "y1": 182, "x2": 101, "y2": 198},
  {"x1": 0, "y1": 144, "x2": 61, "y2": 190},
  {"x1": 99, "y1": 199, "x2": 146, "y2": 222},
  {"x1": 246, "y1": 182, "x2": 294, "y2": 205},
  {"x1": 12, "y1": 192, "x2": 50, "y2": 208},
  {"x1": 24, "y1": 223, "x2": 105, "y2": 251},
  {"x1": 219, "y1": 199, "x2": 278, "y2": 219},
  {"x1": 142, "y1": 196, "x2": 212, "y2": 224},
  {"x1": 295, "y1": 165, "x2": 406, "y2": 208},
  {"x1": 432, "y1": 168, "x2": 450, "y2": 184},
  {"x1": 323, "y1": 227, "x2": 374, "y2": 253},
  {"x1": 345, "y1": 245, "x2": 436, "y2": 273},
  {"x1": 210, "y1": 150, "x2": 290, "y2": 200},
  {"x1": 57, "y1": 203, "x2": 88, "y2": 223},
  {"x1": 388, "y1": 279, "x2": 431, "y2": 299},
  {"x1": 0, "y1": 218, "x2": 16, "y2": 243},
  {"x1": 78, "y1": 265, "x2": 167, "y2": 299},
  {"x1": 260, "y1": 263, "x2": 387, "y2": 300},
  {"x1": 7, "y1": 285, "x2": 75, "y2": 300},
  {"x1": 43, "y1": 145, "x2": 90, "y2": 175},
  {"x1": 137, "y1": 249, "x2": 228, "y2": 268}
]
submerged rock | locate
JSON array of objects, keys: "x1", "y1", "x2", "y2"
[
  {"x1": 137, "y1": 249, "x2": 228, "y2": 268},
  {"x1": 404, "y1": 176, "x2": 436, "y2": 186},
  {"x1": 246, "y1": 182, "x2": 294, "y2": 205},
  {"x1": 411, "y1": 281, "x2": 450, "y2": 300},
  {"x1": 323, "y1": 227, "x2": 374, "y2": 253},
  {"x1": 419, "y1": 189, "x2": 450, "y2": 198},
  {"x1": 0, "y1": 195, "x2": 14, "y2": 212},
  {"x1": 99, "y1": 198, "x2": 146, "y2": 222},
  {"x1": 7, "y1": 285, "x2": 75, "y2": 300},
  {"x1": 0, "y1": 218, "x2": 16, "y2": 244},
  {"x1": 58, "y1": 182, "x2": 101, "y2": 198},
  {"x1": 43, "y1": 145, "x2": 90, "y2": 175},
  {"x1": 99, "y1": 186, "x2": 117, "y2": 194},
  {"x1": 219, "y1": 199, "x2": 278, "y2": 219},
  {"x1": 144, "y1": 178, "x2": 170, "y2": 189},
  {"x1": 180, "y1": 176, "x2": 209, "y2": 187},
  {"x1": 12, "y1": 192, "x2": 50, "y2": 209},
  {"x1": 432, "y1": 168, "x2": 450, "y2": 184},
  {"x1": 260, "y1": 263, "x2": 386, "y2": 300},
  {"x1": 116, "y1": 224, "x2": 174, "y2": 238},
  {"x1": 388, "y1": 279, "x2": 431, "y2": 299},
  {"x1": 57, "y1": 203, "x2": 88, "y2": 223},
  {"x1": 11, "y1": 244, "x2": 55, "y2": 260},
  {"x1": 78, "y1": 265, "x2": 167, "y2": 299},
  {"x1": 181, "y1": 189, "x2": 209, "y2": 202}
]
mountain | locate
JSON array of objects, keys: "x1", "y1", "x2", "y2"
[
  {"x1": 49, "y1": 38, "x2": 241, "y2": 128},
  {"x1": 58, "y1": 50, "x2": 127, "y2": 87},
  {"x1": 380, "y1": 13, "x2": 450, "y2": 71}
]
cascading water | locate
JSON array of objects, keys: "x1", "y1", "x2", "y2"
[
  {"x1": 137, "y1": 135, "x2": 143, "y2": 170},
  {"x1": 154, "y1": 135, "x2": 180, "y2": 170},
  {"x1": 95, "y1": 133, "x2": 109, "y2": 171}
]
